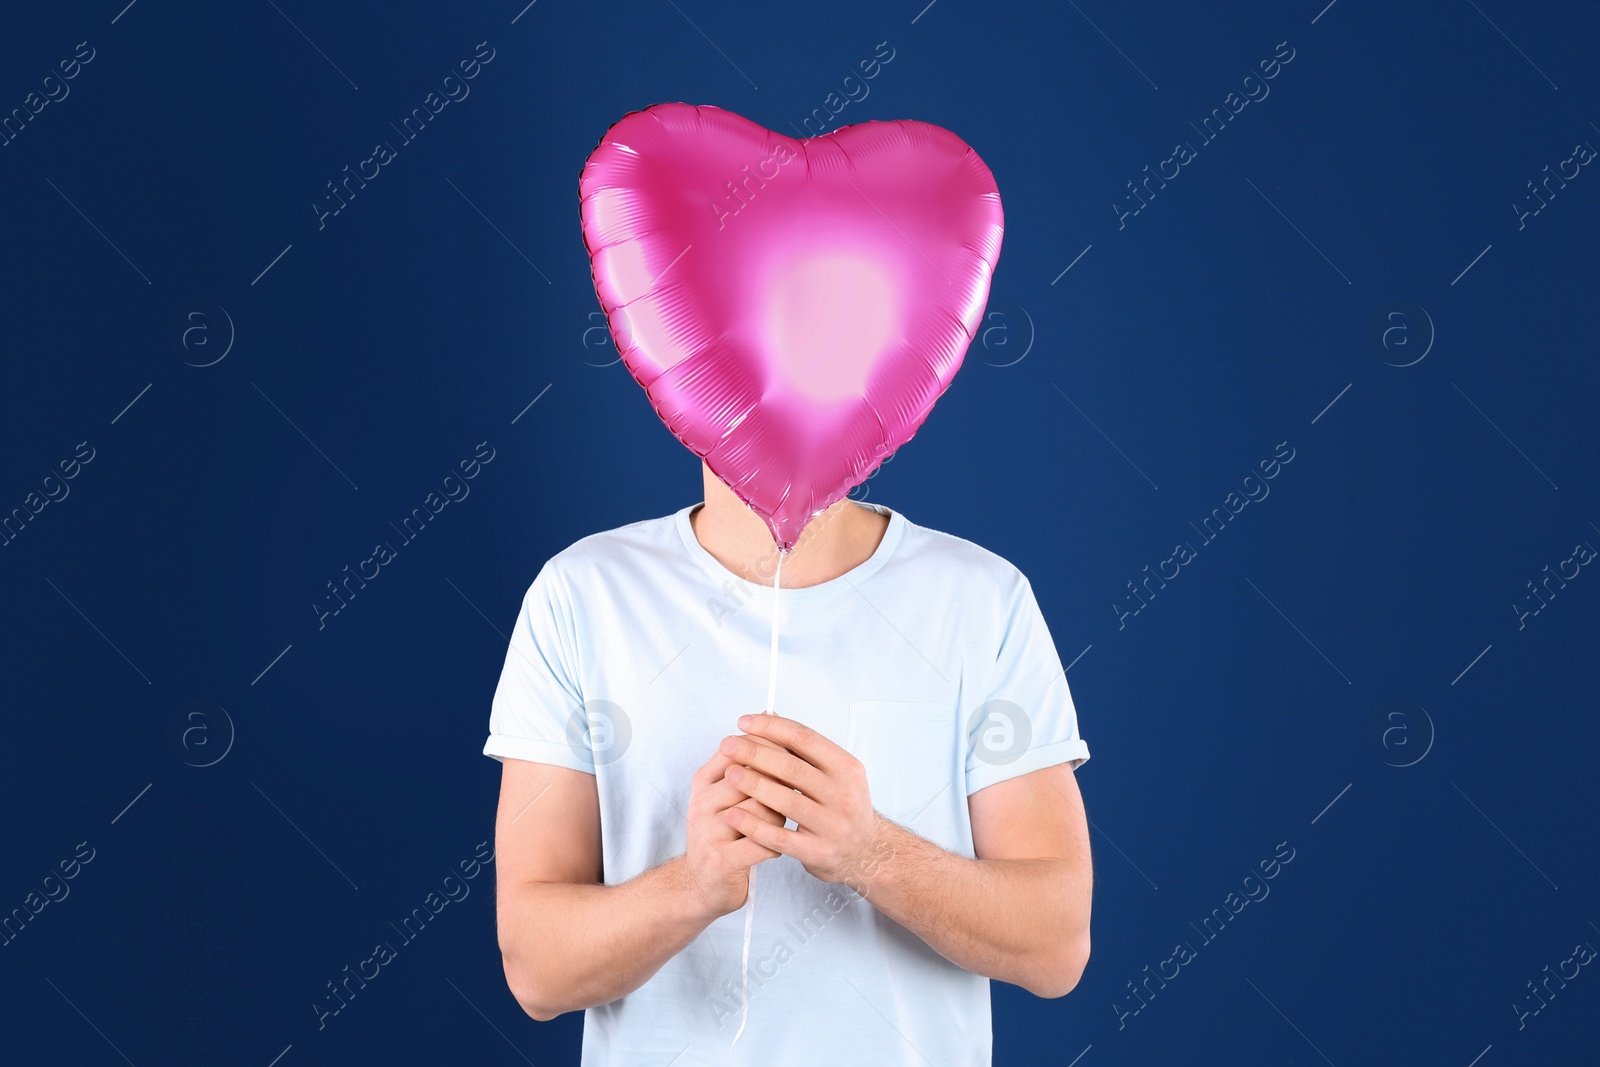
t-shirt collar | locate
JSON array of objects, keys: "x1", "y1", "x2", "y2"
[{"x1": 674, "y1": 500, "x2": 906, "y2": 604}]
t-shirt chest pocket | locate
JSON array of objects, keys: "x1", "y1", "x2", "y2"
[{"x1": 846, "y1": 700, "x2": 954, "y2": 824}]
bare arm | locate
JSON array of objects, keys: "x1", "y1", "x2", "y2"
[
  {"x1": 494, "y1": 751, "x2": 784, "y2": 1020},
  {"x1": 722, "y1": 715, "x2": 1093, "y2": 998},
  {"x1": 862, "y1": 761, "x2": 1093, "y2": 996}
]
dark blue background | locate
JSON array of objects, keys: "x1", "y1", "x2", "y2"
[{"x1": 2, "y1": 1, "x2": 1596, "y2": 1063}]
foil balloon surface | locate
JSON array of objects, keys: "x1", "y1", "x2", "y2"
[{"x1": 579, "y1": 102, "x2": 1004, "y2": 551}]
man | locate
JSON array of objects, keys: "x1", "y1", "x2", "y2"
[{"x1": 484, "y1": 461, "x2": 1093, "y2": 1065}]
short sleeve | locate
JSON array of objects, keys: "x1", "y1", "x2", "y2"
[
  {"x1": 482, "y1": 561, "x2": 596, "y2": 774},
  {"x1": 965, "y1": 573, "x2": 1090, "y2": 796}
]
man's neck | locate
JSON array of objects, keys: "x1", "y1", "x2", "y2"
[{"x1": 689, "y1": 462, "x2": 890, "y2": 589}]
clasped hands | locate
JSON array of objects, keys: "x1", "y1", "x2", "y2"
[{"x1": 685, "y1": 712, "x2": 890, "y2": 918}]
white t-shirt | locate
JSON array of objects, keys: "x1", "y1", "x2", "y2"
[{"x1": 483, "y1": 501, "x2": 1090, "y2": 1066}]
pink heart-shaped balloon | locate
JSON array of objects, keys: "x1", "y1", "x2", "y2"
[{"x1": 579, "y1": 103, "x2": 1004, "y2": 551}]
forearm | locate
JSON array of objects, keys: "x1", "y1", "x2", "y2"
[
  {"x1": 500, "y1": 854, "x2": 716, "y2": 1020},
  {"x1": 862, "y1": 817, "x2": 1090, "y2": 996}
]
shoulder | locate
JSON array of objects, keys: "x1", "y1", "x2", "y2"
[
  {"x1": 892, "y1": 511, "x2": 1033, "y2": 603},
  {"x1": 531, "y1": 509, "x2": 685, "y2": 597}
]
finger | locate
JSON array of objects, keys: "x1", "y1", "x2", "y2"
[
  {"x1": 691, "y1": 800, "x2": 782, "y2": 874},
  {"x1": 705, "y1": 774, "x2": 784, "y2": 819},
  {"x1": 709, "y1": 787, "x2": 787, "y2": 835},
  {"x1": 691, "y1": 796, "x2": 750, "y2": 851},
  {"x1": 736, "y1": 714, "x2": 850, "y2": 777},
  {"x1": 726, "y1": 806, "x2": 814, "y2": 863},
  {"x1": 733, "y1": 794, "x2": 786, "y2": 826},
  {"x1": 726, "y1": 764, "x2": 825, "y2": 827},
  {"x1": 722, "y1": 834, "x2": 782, "y2": 867},
  {"x1": 720, "y1": 734, "x2": 827, "y2": 798},
  {"x1": 693, "y1": 748, "x2": 738, "y2": 786}
]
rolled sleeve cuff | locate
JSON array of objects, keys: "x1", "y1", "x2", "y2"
[
  {"x1": 966, "y1": 737, "x2": 1090, "y2": 797},
  {"x1": 482, "y1": 733, "x2": 595, "y2": 775}
]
